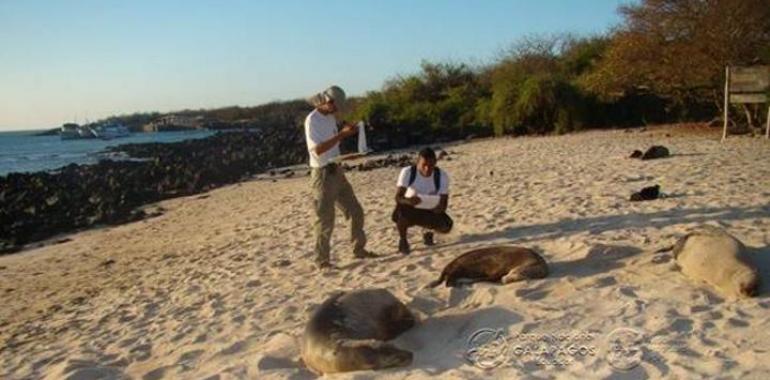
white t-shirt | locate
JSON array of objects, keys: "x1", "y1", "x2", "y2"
[
  {"x1": 396, "y1": 166, "x2": 450, "y2": 195},
  {"x1": 304, "y1": 109, "x2": 340, "y2": 168}
]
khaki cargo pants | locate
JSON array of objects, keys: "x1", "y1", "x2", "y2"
[{"x1": 311, "y1": 163, "x2": 367, "y2": 264}]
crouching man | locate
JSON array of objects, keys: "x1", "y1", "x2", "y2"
[{"x1": 392, "y1": 148, "x2": 453, "y2": 254}]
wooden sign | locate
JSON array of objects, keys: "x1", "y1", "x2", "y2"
[
  {"x1": 729, "y1": 66, "x2": 770, "y2": 95},
  {"x1": 722, "y1": 65, "x2": 770, "y2": 141},
  {"x1": 729, "y1": 93, "x2": 768, "y2": 103}
]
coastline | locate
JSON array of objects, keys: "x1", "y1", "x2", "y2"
[{"x1": 0, "y1": 122, "x2": 478, "y2": 255}]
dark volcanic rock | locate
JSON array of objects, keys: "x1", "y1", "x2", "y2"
[
  {"x1": 0, "y1": 128, "x2": 306, "y2": 254},
  {"x1": 342, "y1": 149, "x2": 453, "y2": 173},
  {"x1": 342, "y1": 154, "x2": 413, "y2": 172}
]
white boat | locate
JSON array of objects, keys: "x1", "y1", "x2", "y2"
[
  {"x1": 60, "y1": 123, "x2": 97, "y2": 139},
  {"x1": 78, "y1": 126, "x2": 97, "y2": 138},
  {"x1": 60, "y1": 123, "x2": 80, "y2": 140},
  {"x1": 93, "y1": 123, "x2": 130, "y2": 140}
]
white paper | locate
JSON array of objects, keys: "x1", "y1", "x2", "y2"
[
  {"x1": 357, "y1": 121, "x2": 369, "y2": 154},
  {"x1": 415, "y1": 194, "x2": 440, "y2": 209},
  {"x1": 404, "y1": 188, "x2": 441, "y2": 210}
]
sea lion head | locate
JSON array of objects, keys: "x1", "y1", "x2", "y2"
[{"x1": 733, "y1": 269, "x2": 759, "y2": 298}]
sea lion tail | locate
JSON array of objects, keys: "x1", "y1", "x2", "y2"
[{"x1": 428, "y1": 272, "x2": 446, "y2": 288}]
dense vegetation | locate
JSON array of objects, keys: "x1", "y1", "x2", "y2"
[
  {"x1": 349, "y1": 0, "x2": 770, "y2": 137},
  {"x1": 99, "y1": 0, "x2": 770, "y2": 137}
]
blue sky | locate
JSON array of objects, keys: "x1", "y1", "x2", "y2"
[{"x1": 0, "y1": 0, "x2": 630, "y2": 130}]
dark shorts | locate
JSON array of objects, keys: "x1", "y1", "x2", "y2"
[{"x1": 391, "y1": 204, "x2": 453, "y2": 233}]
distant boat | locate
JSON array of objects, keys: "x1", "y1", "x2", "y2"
[
  {"x1": 60, "y1": 123, "x2": 97, "y2": 140},
  {"x1": 78, "y1": 126, "x2": 97, "y2": 139},
  {"x1": 60, "y1": 123, "x2": 80, "y2": 140},
  {"x1": 92, "y1": 123, "x2": 130, "y2": 140},
  {"x1": 60, "y1": 122, "x2": 128, "y2": 140}
]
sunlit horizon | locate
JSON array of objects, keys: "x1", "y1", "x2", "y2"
[{"x1": 0, "y1": 0, "x2": 629, "y2": 130}]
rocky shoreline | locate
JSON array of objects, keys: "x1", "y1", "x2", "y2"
[
  {"x1": 1, "y1": 127, "x2": 303, "y2": 254},
  {"x1": 0, "y1": 124, "x2": 459, "y2": 254}
]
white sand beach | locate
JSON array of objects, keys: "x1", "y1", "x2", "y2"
[{"x1": 2, "y1": 125, "x2": 770, "y2": 379}]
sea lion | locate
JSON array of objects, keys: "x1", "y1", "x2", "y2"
[
  {"x1": 301, "y1": 289, "x2": 415, "y2": 374},
  {"x1": 641, "y1": 145, "x2": 670, "y2": 160},
  {"x1": 630, "y1": 184, "x2": 661, "y2": 201},
  {"x1": 673, "y1": 226, "x2": 759, "y2": 298},
  {"x1": 429, "y1": 246, "x2": 549, "y2": 287}
]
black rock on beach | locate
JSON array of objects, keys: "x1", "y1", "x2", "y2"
[{"x1": 0, "y1": 128, "x2": 307, "y2": 254}]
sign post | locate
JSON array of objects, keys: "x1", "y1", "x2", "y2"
[{"x1": 722, "y1": 66, "x2": 770, "y2": 141}]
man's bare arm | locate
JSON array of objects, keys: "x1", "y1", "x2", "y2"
[
  {"x1": 313, "y1": 123, "x2": 357, "y2": 156},
  {"x1": 395, "y1": 186, "x2": 420, "y2": 206},
  {"x1": 433, "y1": 194, "x2": 449, "y2": 213}
]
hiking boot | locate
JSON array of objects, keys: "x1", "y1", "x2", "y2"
[
  {"x1": 354, "y1": 249, "x2": 378, "y2": 259},
  {"x1": 422, "y1": 232, "x2": 435, "y2": 246},
  {"x1": 398, "y1": 238, "x2": 411, "y2": 255}
]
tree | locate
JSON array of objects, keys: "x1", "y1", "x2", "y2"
[{"x1": 581, "y1": 0, "x2": 770, "y2": 108}]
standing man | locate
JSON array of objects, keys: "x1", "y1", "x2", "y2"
[
  {"x1": 305, "y1": 85, "x2": 376, "y2": 269},
  {"x1": 392, "y1": 148, "x2": 453, "y2": 254}
]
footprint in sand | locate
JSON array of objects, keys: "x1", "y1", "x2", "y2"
[
  {"x1": 129, "y1": 343, "x2": 153, "y2": 362},
  {"x1": 727, "y1": 318, "x2": 750, "y2": 328},
  {"x1": 514, "y1": 286, "x2": 551, "y2": 301},
  {"x1": 177, "y1": 349, "x2": 205, "y2": 371},
  {"x1": 142, "y1": 366, "x2": 170, "y2": 380},
  {"x1": 593, "y1": 275, "x2": 618, "y2": 288},
  {"x1": 219, "y1": 340, "x2": 247, "y2": 356},
  {"x1": 193, "y1": 333, "x2": 208, "y2": 344}
]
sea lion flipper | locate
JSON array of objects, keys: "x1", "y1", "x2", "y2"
[
  {"x1": 672, "y1": 233, "x2": 694, "y2": 259},
  {"x1": 336, "y1": 339, "x2": 413, "y2": 371}
]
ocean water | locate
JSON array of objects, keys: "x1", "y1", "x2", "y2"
[{"x1": 0, "y1": 129, "x2": 215, "y2": 176}]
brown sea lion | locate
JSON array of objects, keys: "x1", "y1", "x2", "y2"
[
  {"x1": 300, "y1": 289, "x2": 415, "y2": 374},
  {"x1": 673, "y1": 226, "x2": 759, "y2": 298},
  {"x1": 429, "y1": 246, "x2": 549, "y2": 287},
  {"x1": 630, "y1": 184, "x2": 661, "y2": 201},
  {"x1": 641, "y1": 145, "x2": 670, "y2": 160}
]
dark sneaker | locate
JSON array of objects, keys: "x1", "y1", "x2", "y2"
[
  {"x1": 354, "y1": 250, "x2": 379, "y2": 259},
  {"x1": 423, "y1": 232, "x2": 435, "y2": 246},
  {"x1": 316, "y1": 261, "x2": 334, "y2": 270},
  {"x1": 398, "y1": 239, "x2": 411, "y2": 255}
]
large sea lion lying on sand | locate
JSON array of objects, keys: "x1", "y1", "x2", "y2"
[
  {"x1": 301, "y1": 289, "x2": 415, "y2": 374},
  {"x1": 673, "y1": 226, "x2": 759, "y2": 298},
  {"x1": 429, "y1": 246, "x2": 549, "y2": 287}
]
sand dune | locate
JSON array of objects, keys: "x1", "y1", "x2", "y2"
[{"x1": 1, "y1": 125, "x2": 769, "y2": 379}]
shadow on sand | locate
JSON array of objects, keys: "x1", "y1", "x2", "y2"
[
  {"x1": 391, "y1": 306, "x2": 522, "y2": 376},
  {"x1": 448, "y1": 204, "x2": 770, "y2": 248}
]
